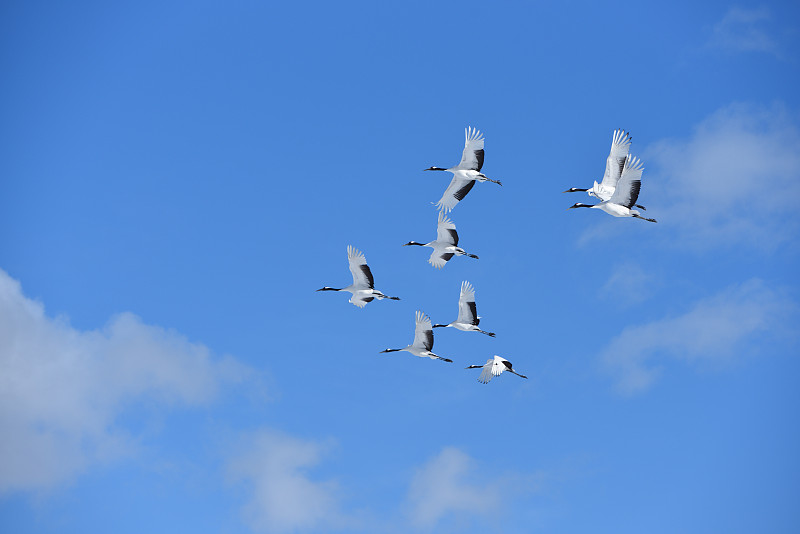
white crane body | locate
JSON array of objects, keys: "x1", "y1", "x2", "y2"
[
  {"x1": 426, "y1": 127, "x2": 501, "y2": 212},
  {"x1": 466, "y1": 355, "x2": 527, "y2": 384},
  {"x1": 380, "y1": 311, "x2": 453, "y2": 363},
  {"x1": 317, "y1": 246, "x2": 401, "y2": 307},
  {"x1": 433, "y1": 281, "x2": 495, "y2": 337}
]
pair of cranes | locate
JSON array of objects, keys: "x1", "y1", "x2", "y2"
[
  {"x1": 564, "y1": 128, "x2": 657, "y2": 223},
  {"x1": 318, "y1": 127, "x2": 525, "y2": 383}
]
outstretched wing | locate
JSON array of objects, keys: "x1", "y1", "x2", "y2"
[
  {"x1": 428, "y1": 250, "x2": 455, "y2": 269},
  {"x1": 457, "y1": 126, "x2": 485, "y2": 171},
  {"x1": 436, "y1": 212, "x2": 459, "y2": 246},
  {"x1": 349, "y1": 292, "x2": 374, "y2": 308},
  {"x1": 457, "y1": 281, "x2": 479, "y2": 325},
  {"x1": 429, "y1": 250, "x2": 454, "y2": 269},
  {"x1": 347, "y1": 245, "x2": 374, "y2": 289},
  {"x1": 436, "y1": 174, "x2": 475, "y2": 212},
  {"x1": 412, "y1": 311, "x2": 434, "y2": 351},
  {"x1": 608, "y1": 155, "x2": 644, "y2": 208},
  {"x1": 477, "y1": 360, "x2": 494, "y2": 383},
  {"x1": 599, "y1": 129, "x2": 632, "y2": 190},
  {"x1": 491, "y1": 356, "x2": 508, "y2": 377}
]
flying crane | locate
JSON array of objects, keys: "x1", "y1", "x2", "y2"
[
  {"x1": 403, "y1": 212, "x2": 478, "y2": 269},
  {"x1": 425, "y1": 126, "x2": 501, "y2": 212},
  {"x1": 317, "y1": 246, "x2": 401, "y2": 307},
  {"x1": 380, "y1": 311, "x2": 453, "y2": 363}
]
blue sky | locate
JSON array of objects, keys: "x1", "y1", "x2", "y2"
[{"x1": 1, "y1": 1, "x2": 799, "y2": 532}]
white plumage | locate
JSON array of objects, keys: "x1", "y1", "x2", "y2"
[
  {"x1": 425, "y1": 126, "x2": 502, "y2": 212},
  {"x1": 316, "y1": 245, "x2": 401, "y2": 307},
  {"x1": 564, "y1": 129, "x2": 647, "y2": 211},
  {"x1": 567, "y1": 155, "x2": 657, "y2": 222},
  {"x1": 466, "y1": 355, "x2": 527, "y2": 384},
  {"x1": 380, "y1": 311, "x2": 453, "y2": 362},
  {"x1": 433, "y1": 281, "x2": 495, "y2": 336},
  {"x1": 403, "y1": 212, "x2": 479, "y2": 269}
]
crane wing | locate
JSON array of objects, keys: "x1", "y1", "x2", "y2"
[
  {"x1": 457, "y1": 281, "x2": 479, "y2": 325},
  {"x1": 608, "y1": 155, "x2": 644, "y2": 208},
  {"x1": 412, "y1": 311, "x2": 434, "y2": 351},
  {"x1": 492, "y1": 356, "x2": 508, "y2": 377},
  {"x1": 429, "y1": 250, "x2": 453, "y2": 269},
  {"x1": 436, "y1": 212, "x2": 459, "y2": 245},
  {"x1": 457, "y1": 126, "x2": 485, "y2": 171},
  {"x1": 347, "y1": 245, "x2": 374, "y2": 289},
  {"x1": 477, "y1": 360, "x2": 494, "y2": 383},
  {"x1": 350, "y1": 293, "x2": 374, "y2": 308},
  {"x1": 599, "y1": 129, "x2": 632, "y2": 190},
  {"x1": 436, "y1": 174, "x2": 475, "y2": 212}
]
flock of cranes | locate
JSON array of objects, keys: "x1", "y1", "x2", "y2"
[{"x1": 319, "y1": 127, "x2": 655, "y2": 383}]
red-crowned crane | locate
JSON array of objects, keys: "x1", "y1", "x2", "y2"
[
  {"x1": 425, "y1": 126, "x2": 501, "y2": 212},
  {"x1": 317, "y1": 246, "x2": 401, "y2": 308},
  {"x1": 403, "y1": 212, "x2": 478, "y2": 269},
  {"x1": 466, "y1": 355, "x2": 527, "y2": 384},
  {"x1": 432, "y1": 281, "x2": 495, "y2": 337},
  {"x1": 380, "y1": 311, "x2": 452, "y2": 363}
]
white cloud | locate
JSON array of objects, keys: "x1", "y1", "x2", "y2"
[
  {"x1": 602, "y1": 278, "x2": 796, "y2": 395},
  {"x1": 226, "y1": 438, "x2": 545, "y2": 533},
  {"x1": 644, "y1": 102, "x2": 800, "y2": 249},
  {"x1": 226, "y1": 430, "x2": 347, "y2": 533},
  {"x1": 0, "y1": 269, "x2": 251, "y2": 494},
  {"x1": 709, "y1": 7, "x2": 779, "y2": 56},
  {"x1": 406, "y1": 446, "x2": 541, "y2": 530},
  {"x1": 599, "y1": 263, "x2": 656, "y2": 306}
]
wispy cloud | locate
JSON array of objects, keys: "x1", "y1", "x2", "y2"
[
  {"x1": 602, "y1": 278, "x2": 796, "y2": 395},
  {"x1": 645, "y1": 102, "x2": 800, "y2": 249},
  {"x1": 406, "y1": 446, "x2": 542, "y2": 530},
  {"x1": 599, "y1": 263, "x2": 657, "y2": 306},
  {"x1": 226, "y1": 430, "x2": 349, "y2": 533},
  {"x1": 0, "y1": 269, "x2": 251, "y2": 494},
  {"x1": 708, "y1": 6, "x2": 780, "y2": 56}
]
